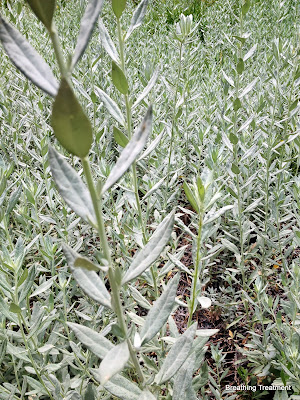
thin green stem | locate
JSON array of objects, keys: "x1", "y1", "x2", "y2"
[
  {"x1": 81, "y1": 157, "x2": 145, "y2": 386},
  {"x1": 188, "y1": 207, "x2": 204, "y2": 327},
  {"x1": 49, "y1": 23, "x2": 68, "y2": 79}
]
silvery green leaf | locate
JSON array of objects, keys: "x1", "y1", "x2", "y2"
[
  {"x1": 6, "y1": 184, "x2": 22, "y2": 215},
  {"x1": 63, "y1": 244, "x2": 112, "y2": 309},
  {"x1": 197, "y1": 296, "x2": 212, "y2": 309},
  {"x1": 29, "y1": 276, "x2": 57, "y2": 298},
  {"x1": 155, "y1": 323, "x2": 196, "y2": 384},
  {"x1": 95, "y1": 87, "x2": 125, "y2": 126},
  {"x1": 102, "y1": 107, "x2": 152, "y2": 194},
  {"x1": 138, "y1": 390, "x2": 157, "y2": 400},
  {"x1": 143, "y1": 176, "x2": 165, "y2": 200},
  {"x1": 140, "y1": 274, "x2": 179, "y2": 345},
  {"x1": 0, "y1": 17, "x2": 58, "y2": 96},
  {"x1": 98, "y1": 19, "x2": 119, "y2": 63},
  {"x1": 27, "y1": 0, "x2": 55, "y2": 30},
  {"x1": 243, "y1": 43, "x2": 257, "y2": 61},
  {"x1": 68, "y1": 322, "x2": 114, "y2": 359},
  {"x1": 167, "y1": 252, "x2": 193, "y2": 276},
  {"x1": 132, "y1": 68, "x2": 159, "y2": 110},
  {"x1": 196, "y1": 329, "x2": 219, "y2": 337},
  {"x1": 138, "y1": 129, "x2": 164, "y2": 161},
  {"x1": 72, "y1": 0, "x2": 105, "y2": 69},
  {"x1": 239, "y1": 77, "x2": 258, "y2": 98},
  {"x1": 92, "y1": 372, "x2": 142, "y2": 400},
  {"x1": 122, "y1": 211, "x2": 174, "y2": 284},
  {"x1": 125, "y1": 0, "x2": 148, "y2": 40},
  {"x1": 173, "y1": 353, "x2": 196, "y2": 400},
  {"x1": 48, "y1": 146, "x2": 95, "y2": 224},
  {"x1": 51, "y1": 78, "x2": 93, "y2": 157},
  {"x1": 97, "y1": 341, "x2": 129, "y2": 384}
]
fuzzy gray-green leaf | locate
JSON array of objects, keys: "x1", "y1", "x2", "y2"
[
  {"x1": 122, "y1": 211, "x2": 174, "y2": 284},
  {"x1": 48, "y1": 146, "x2": 95, "y2": 224},
  {"x1": 155, "y1": 323, "x2": 197, "y2": 384},
  {"x1": 72, "y1": 0, "x2": 105, "y2": 69},
  {"x1": 27, "y1": 0, "x2": 55, "y2": 30},
  {"x1": 98, "y1": 341, "x2": 129, "y2": 384},
  {"x1": 0, "y1": 17, "x2": 58, "y2": 96},
  {"x1": 102, "y1": 107, "x2": 152, "y2": 194},
  {"x1": 98, "y1": 19, "x2": 120, "y2": 63},
  {"x1": 101, "y1": 374, "x2": 142, "y2": 400},
  {"x1": 173, "y1": 352, "x2": 196, "y2": 400},
  {"x1": 63, "y1": 244, "x2": 112, "y2": 309},
  {"x1": 138, "y1": 390, "x2": 157, "y2": 400},
  {"x1": 95, "y1": 87, "x2": 125, "y2": 126},
  {"x1": 140, "y1": 274, "x2": 179, "y2": 345},
  {"x1": 51, "y1": 78, "x2": 93, "y2": 157},
  {"x1": 125, "y1": 0, "x2": 148, "y2": 40},
  {"x1": 68, "y1": 322, "x2": 114, "y2": 359}
]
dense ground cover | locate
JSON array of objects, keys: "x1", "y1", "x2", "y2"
[{"x1": 0, "y1": 0, "x2": 299, "y2": 399}]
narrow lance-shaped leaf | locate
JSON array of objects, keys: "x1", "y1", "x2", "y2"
[
  {"x1": 51, "y1": 78, "x2": 93, "y2": 157},
  {"x1": 27, "y1": 0, "x2": 55, "y2": 30},
  {"x1": 173, "y1": 353, "x2": 196, "y2": 400},
  {"x1": 112, "y1": 61, "x2": 128, "y2": 94},
  {"x1": 84, "y1": 384, "x2": 95, "y2": 400},
  {"x1": 72, "y1": 0, "x2": 105, "y2": 69},
  {"x1": 48, "y1": 146, "x2": 95, "y2": 224},
  {"x1": 63, "y1": 244, "x2": 112, "y2": 309},
  {"x1": 155, "y1": 323, "x2": 197, "y2": 384},
  {"x1": 122, "y1": 211, "x2": 174, "y2": 284},
  {"x1": 133, "y1": 68, "x2": 159, "y2": 110},
  {"x1": 102, "y1": 107, "x2": 152, "y2": 194},
  {"x1": 97, "y1": 341, "x2": 129, "y2": 385},
  {"x1": 140, "y1": 274, "x2": 179, "y2": 345},
  {"x1": 98, "y1": 19, "x2": 120, "y2": 63},
  {"x1": 95, "y1": 87, "x2": 125, "y2": 126},
  {"x1": 67, "y1": 322, "x2": 114, "y2": 359},
  {"x1": 0, "y1": 17, "x2": 58, "y2": 97},
  {"x1": 125, "y1": 0, "x2": 148, "y2": 40}
]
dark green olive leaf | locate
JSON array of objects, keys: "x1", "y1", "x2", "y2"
[
  {"x1": 113, "y1": 126, "x2": 129, "y2": 148},
  {"x1": 183, "y1": 182, "x2": 199, "y2": 213},
  {"x1": 173, "y1": 352, "x2": 196, "y2": 400},
  {"x1": 9, "y1": 303, "x2": 21, "y2": 314},
  {"x1": 122, "y1": 211, "x2": 174, "y2": 284},
  {"x1": 233, "y1": 97, "x2": 241, "y2": 111},
  {"x1": 237, "y1": 58, "x2": 244, "y2": 74},
  {"x1": 242, "y1": 0, "x2": 251, "y2": 16},
  {"x1": 68, "y1": 322, "x2": 114, "y2": 359},
  {"x1": 0, "y1": 17, "x2": 58, "y2": 96},
  {"x1": 125, "y1": 0, "x2": 148, "y2": 40},
  {"x1": 97, "y1": 341, "x2": 129, "y2": 384},
  {"x1": 19, "y1": 265, "x2": 36, "y2": 303},
  {"x1": 95, "y1": 87, "x2": 125, "y2": 126},
  {"x1": 138, "y1": 390, "x2": 156, "y2": 400},
  {"x1": 112, "y1": 0, "x2": 126, "y2": 19},
  {"x1": 48, "y1": 146, "x2": 95, "y2": 224},
  {"x1": 92, "y1": 372, "x2": 142, "y2": 400},
  {"x1": 51, "y1": 79, "x2": 93, "y2": 157},
  {"x1": 63, "y1": 244, "x2": 112, "y2": 309},
  {"x1": 112, "y1": 61, "x2": 128, "y2": 94},
  {"x1": 72, "y1": 0, "x2": 105, "y2": 69},
  {"x1": 140, "y1": 274, "x2": 179, "y2": 345},
  {"x1": 27, "y1": 0, "x2": 55, "y2": 30},
  {"x1": 17, "y1": 268, "x2": 28, "y2": 287},
  {"x1": 231, "y1": 163, "x2": 240, "y2": 175},
  {"x1": 155, "y1": 323, "x2": 197, "y2": 384},
  {"x1": 98, "y1": 19, "x2": 120, "y2": 63},
  {"x1": 74, "y1": 257, "x2": 100, "y2": 271},
  {"x1": 84, "y1": 384, "x2": 95, "y2": 400},
  {"x1": 102, "y1": 107, "x2": 152, "y2": 194}
]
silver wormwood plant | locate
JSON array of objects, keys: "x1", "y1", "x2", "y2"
[{"x1": 0, "y1": 1, "x2": 216, "y2": 399}]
